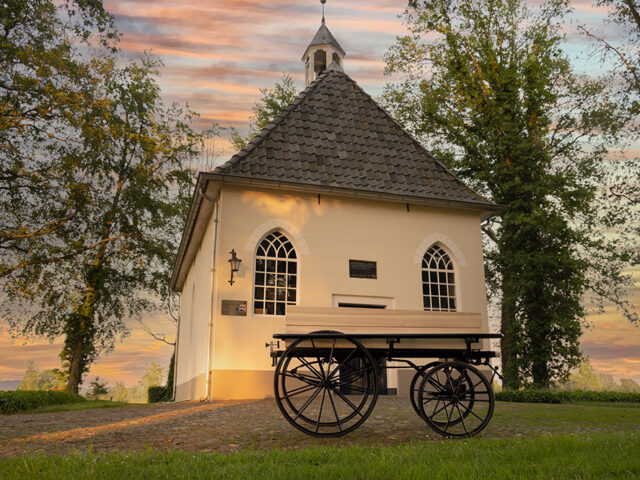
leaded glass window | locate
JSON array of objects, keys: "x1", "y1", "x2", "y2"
[
  {"x1": 421, "y1": 245, "x2": 456, "y2": 312},
  {"x1": 253, "y1": 231, "x2": 297, "y2": 316}
]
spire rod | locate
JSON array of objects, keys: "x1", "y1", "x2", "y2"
[{"x1": 321, "y1": 0, "x2": 326, "y2": 23}]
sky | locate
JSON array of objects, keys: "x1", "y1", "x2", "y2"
[{"x1": 0, "y1": 0, "x2": 638, "y2": 388}]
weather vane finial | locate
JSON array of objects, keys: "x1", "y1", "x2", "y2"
[{"x1": 321, "y1": 0, "x2": 326, "y2": 24}]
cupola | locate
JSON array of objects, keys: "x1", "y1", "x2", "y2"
[{"x1": 302, "y1": 0, "x2": 345, "y2": 86}]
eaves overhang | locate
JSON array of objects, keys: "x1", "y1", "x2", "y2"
[{"x1": 169, "y1": 173, "x2": 505, "y2": 292}]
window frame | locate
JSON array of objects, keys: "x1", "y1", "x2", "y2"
[
  {"x1": 421, "y1": 244, "x2": 457, "y2": 312},
  {"x1": 252, "y1": 230, "x2": 298, "y2": 317}
]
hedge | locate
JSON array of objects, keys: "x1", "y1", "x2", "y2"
[
  {"x1": 496, "y1": 389, "x2": 640, "y2": 404},
  {"x1": 0, "y1": 390, "x2": 85, "y2": 414},
  {"x1": 148, "y1": 386, "x2": 172, "y2": 403}
]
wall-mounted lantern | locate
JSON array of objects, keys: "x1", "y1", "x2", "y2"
[{"x1": 228, "y1": 249, "x2": 242, "y2": 285}]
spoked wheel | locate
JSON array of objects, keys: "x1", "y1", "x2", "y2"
[
  {"x1": 409, "y1": 362, "x2": 439, "y2": 417},
  {"x1": 417, "y1": 361, "x2": 494, "y2": 438},
  {"x1": 274, "y1": 336, "x2": 379, "y2": 437}
]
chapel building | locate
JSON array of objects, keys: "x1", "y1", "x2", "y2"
[{"x1": 170, "y1": 13, "x2": 497, "y2": 401}]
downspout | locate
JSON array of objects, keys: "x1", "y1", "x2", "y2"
[
  {"x1": 172, "y1": 292, "x2": 181, "y2": 400},
  {"x1": 202, "y1": 185, "x2": 220, "y2": 401}
]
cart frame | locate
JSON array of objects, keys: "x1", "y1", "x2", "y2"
[{"x1": 270, "y1": 332, "x2": 502, "y2": 438}]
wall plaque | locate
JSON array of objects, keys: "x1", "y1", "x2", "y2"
[
  {"x1": 221, "y1": 300, "x2": 247, "y2": 316},
  {"x1": 349, "y1": 260, "x2": 377, "y2": 279}
]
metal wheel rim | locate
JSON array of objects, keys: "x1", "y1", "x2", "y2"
[
  {"x1": 274, "y1": 336, "x2": 379, "y2": 437},
  {"x1": 279, "y1": 345, "x2": 371, "y2": 427},
  {"x1": 409, "y1": 362, "x2": 440, "y2": 417},
  {"x1": 417, "y1": 361, "x2": 494, "y2": 438}
]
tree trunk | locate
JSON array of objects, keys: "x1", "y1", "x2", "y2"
[
  {"x1": 63, "y1": 179, "x2": 124, "y2": 393},
  {"x1": 64, "y1": 289, "x2": 98, "y2": 393},
  {"x1": 500, "y1": 272, "x2": 520, "y2": 390},
  {"x1": 65, "y1": 317, "x2": 89, "y2": 394}
]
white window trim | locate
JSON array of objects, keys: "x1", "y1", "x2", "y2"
[
  {"x1": 251, "y1": 230, "x2": 299, "y2": 318},
  {"x1": 421, "y1": 243, "x2": 459, "y2": 312}
]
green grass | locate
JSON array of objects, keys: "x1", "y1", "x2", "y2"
[
  {"x1": 21, "y1": 400, "x2": 131, "y2": 414},
  {"x1": 1, "y1": 432, "x2": 638, "y2": 480}
]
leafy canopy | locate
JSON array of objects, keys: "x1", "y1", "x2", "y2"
[
  {"x1": 383, "y1": 0, "x2": 631, "y2": 388},
  {"x1": 230, "y1": 74, "x2": 297, "y2": 151}
]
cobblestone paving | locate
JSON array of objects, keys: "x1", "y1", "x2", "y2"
[{"x1": 1, "y1": 397, "x2": 639, "y2": 457}]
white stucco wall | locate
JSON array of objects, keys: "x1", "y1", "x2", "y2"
[
  {"x1": 174, "y1": 208, "x2": 215, "y2": 401},
  {"x1": 175, "y1": 185, "x2": 491, "y2": 400}
]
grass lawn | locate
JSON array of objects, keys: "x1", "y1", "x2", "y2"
[
  {"x1": 21, "y1": 400, "x2": 132, "y2": 414},
  {"x1": 2, "y1": 432, "x2": 638, "y2": 479}
]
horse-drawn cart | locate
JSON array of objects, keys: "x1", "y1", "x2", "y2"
[{"x1": 268, "y1": 307, "x2": 502, "y2": 438}]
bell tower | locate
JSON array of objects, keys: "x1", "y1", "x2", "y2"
[{"x1": 302, "y1": 0, "x2": 345, "y2": 86}]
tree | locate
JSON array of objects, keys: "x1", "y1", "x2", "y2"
[
  {"x1": 563, "y1": 359, "x2": 604, "y2": 391},
  {"x1": 17, "y1": 361, "x2": 40, "y2": 390},
  {"x1": 0, "y1": 0, "x2": 117, "y2": 293},
  {"x1": 166, "y1": 351, "x2": 175, "y2": 395},
  {"x1": 109, "y1": 381, "x2": 130, "y2": 402},
  {"x1": 36, "y1": 369, "x2": 66, "y2": 391},
  {"x1": 139, "y1": 362, "x2": 165, "y2": 391},
  {"x1": 598, "y1": 373, "x2": 618, "y2": 391},
  {"x1": 16, "y1": 361, "x2": 66, "y2": 390},
  {"x1": 230, "y1": 74, "x2": 297, "y2": 151},
  {"x1": 580, "y1": 1, "x2": 640, "y2": 267},
  {"x1": 383, "y1": 0, "x2": 631, "y2": 388},
  {"x1": 619, "y1": 378, "x2": 640, "y2": 393},
  {"x1": 87, "y1": 376, "x2": 109, "y2": 400},
  {"x1": 3, "y1": 50, "x2": 215, "y2": 393}
]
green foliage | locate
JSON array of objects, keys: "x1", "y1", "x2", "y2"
[
  {"x1": 108, "y1": 381, "x2": 132, "y2": 403},
  {"x1": 17, "y1": 361, "x2": 40, "y2": 391},
  {"x1": 0, "y1": 0, "x2": 117, "y2": 287},
  {"x1": 1, "y1": 0, "x2": 217, "y2": 394},
  {"x1": 496, "y1": 389, "x2": 640, "y2": 404},
  {"x1": 17, "y1": 361, "x2": 66, "y2": 391},
  {"x1": 103, "y1": 363, "x2": 169, "y2": 403},
  {"x1": 147, "y1": 386, "x2": 171, "y2": 403},
  {"x1": 139, "y1": 363, "x2": 165, "y2": 391},
  {"x1": 230, "y1": 74, "x2": 297, "y2": 151},
  {"x1": 0, "y1": 390, "x2": 84, "y2": 414},
  {"x1": 86, "y1": 377, "x2": 109, "y2": 400},
  {"x1": 1, "y1": 433, "x2": 639, "y2": 479},
  {"x1": 147, "y1": 358, "x2": 173, "y2": 403},
  {"x1": 580, "y1": 2, "x2": 640, "y2": 291},
  {"x1": 562, "y1": 359, "x2": 604, "y2": 391},
  {"x1": 382, "y1": 0, "x2": 631, "y2": 389},
  {"x1": 166, "y1": 351, "x2": 175, "y2": 394}
]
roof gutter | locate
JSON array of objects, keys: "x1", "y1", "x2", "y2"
[
  {"x1": 170, "y1": 173, "x2": 506, "y2": 292},
  {"x1": 205, "y1": 172, "x2": 504, "y2": 215}
]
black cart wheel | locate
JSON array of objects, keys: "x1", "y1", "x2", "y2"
[
  {"x1": 411, "y1": 362, "x2": 474, "y2": 427},
  {"x1": 274, "y1": 336, "x2": 379, "y2": 437},
  {"x1": 417, "y1": 361, "x2": 494, "y2": 438},
  {"x1": 409, "y1": 362, "x2": 439, "y2": 417}
]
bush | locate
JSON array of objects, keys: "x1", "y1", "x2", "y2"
[
  {"x1": 0, "y1": 390, "x2": 85, "y2": 414},
  {"x1": 148, "y1": 386, "x2": 171, "y2": 403},
  {"x1": 496, "y1": 389, "x2": 640, "y2": 404}
]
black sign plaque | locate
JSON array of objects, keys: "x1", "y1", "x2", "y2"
[
  {"x1": 349, "y1": 260, "x2": 377, "y2": 279},
  {"x1": 221, "y1": 300, "x2": 248, "y2": 316}
]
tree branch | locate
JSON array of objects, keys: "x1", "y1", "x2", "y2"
[
  {"x1": 137, "y1": 318, "x2": 175, "y2": 346},
  {"x1": 579, "y1": 25, "x2": 640, "y2": 94}
]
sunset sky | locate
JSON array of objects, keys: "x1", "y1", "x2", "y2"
[{"x1": 0, "y1": 0, "x2": 638, "y2": 388}]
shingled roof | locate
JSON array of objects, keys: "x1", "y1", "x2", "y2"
[
  {"x1": 303, "y1": 21, "x2": 346, "y2": 58},
  {"x1": 213, "y1": 67, "x2": 494, "y2": 208}
]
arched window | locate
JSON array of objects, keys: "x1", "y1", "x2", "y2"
[
  {"x1": 421, "y1": 245, "x2": 456, "y2": 312},
  {"x1": 253, "y1": 231, "x2": 297, "y2": 316},
  {"x1": 314, "y1": 49, "x2": 326, "y2": 78}
]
